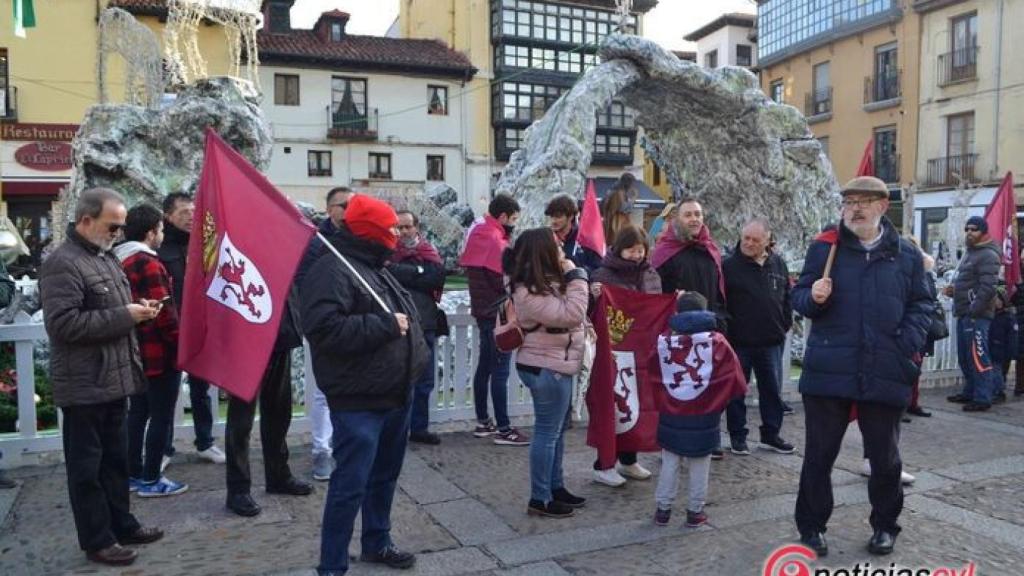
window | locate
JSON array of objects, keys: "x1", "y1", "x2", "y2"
[
  {"x1": 369, "y1": 153, "x2": 392, "y2": 179},
  {"x1": 951, "y1": 12, "x2": 978, "y2": 55},
  {"x1": 652, "y1": 163, "x2": 662, "y2": 186},
  {"x1": 872, "y1": 43, "x2": 899, "y2": 101},
  {"x1": 273, "y1": 74, "x2": 299, "y2": 106},
  {"x1": 496, "y1": 81, "x2": 564, "y2": 122},
  {"x1": 758, "y1": 0, "x2": 897, "y2": 63},
  {"x1": 0, "y1": 49, "x2": 11, "y2": 118},
  {"x1": 770, "y1": 79, "x2": 784, "y2": 103},
  {"x1": 594, "y1": 134, "x2": 632, "y2": 156},
  {"x1": 705, "y1": 49, "x2": 718, "y2": 69},
  {"x1": 811, "y1": 61, "x2": 831, "y2": 115},
  {"x1": 330, "y1": 22, "x2": 343, "y2": 42},
  {"x1": 736, "y1": 44, "x2": 752, "y2": 67},
  {"x1": 818, "y1": 137, "x2": 829, "y2": 158},
  {"x1": 426, "y1": 155, "x2": 445, "y2": 181},
  {"x1": 307, "y1": 151, "x2": 331, "y2": 177},
  {"x1": 597, "y1": 101, "x2": 634, "y2": 129},
  {"x1": 873, "y1": 126, "x2": 898, "y2": 183},
  {"x1": 495, "y1": 1, "x2": 634, "y2": 46},
  {"x1": 947, "y1": 12, "x2": 978, "y2": 82},
  {"x1": 428, "y1": 85, "x2": 448, "y2": 115},
  {"x1": 947, "y1": 112, "x2": 975, "y2": 158},
  {"x1": 332, "y1": 77, "x2": 367, "y2": 130}
]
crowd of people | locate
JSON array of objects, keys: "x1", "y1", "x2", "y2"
[{"x1": 19, "y1": 170, "x2": 1021, "y2": 573}]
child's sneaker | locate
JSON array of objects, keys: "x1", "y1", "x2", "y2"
[
  {"x1": 654, "y1": 507, "x2": 671, "y2": 526},
  {"x1": 473, "y1": 420, "x2": 497, "y2": 438},
  {"x1": 685, "y1": 509, "x2": 707, "y2": 528}
]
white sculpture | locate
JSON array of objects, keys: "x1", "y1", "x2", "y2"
[
  {"x1": 164, "y1": 0, "x2": 262, "y2": 90},
  {"x1": 97, "y1": 8, "x2": 164, "y2": 109}
]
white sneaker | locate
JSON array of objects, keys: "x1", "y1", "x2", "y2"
[
  {"x1": 197, "y1": 445, "x2": 226, "y2": 464},
  {"x1": 593, "y1": 468, "x2": 627, "y2": 487},
  {"x1": 617, "y1": 462, "x2": 652, "y2": 480},
  {"x1": 861, "y1": 458, "x2": 915, "y2": 485},
  {"x1": 160, "y1": 455, "x2": 171, "y2": 474}
]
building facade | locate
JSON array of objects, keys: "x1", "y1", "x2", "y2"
[
  {"x1": 257, "y1": 4, "x2": 476, "y2": 207},
  {"x1": 684, "y1": 12, "x2": 757, "y2": 70},
  {"x1": 399, "y1": 0, "x2": 657, "y2": 213},
  {"x1": 911, "y1": 0, "x2": 1024, "y2": 259},
  {"x1": 756, "y1": 0, "x2": 921, "y2": 229}
]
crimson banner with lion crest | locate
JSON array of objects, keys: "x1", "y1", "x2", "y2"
[{"x1": 586, "y1": 284, "x2": 676, "y2": 469}]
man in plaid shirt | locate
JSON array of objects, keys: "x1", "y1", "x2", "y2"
[{"x1": 114, "y1": 204, "x2": 189, "y2": 498}]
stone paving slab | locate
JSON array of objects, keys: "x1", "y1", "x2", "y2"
[
  {"x1": 400, "y1": 451, "x2": 469, "y2": 505},
  {"x1": 910, "y1": 491, "x2": 1024, "y2": 542},
  {"x1": 423, "y1": 498, "x2": 517, "y2": 546}
]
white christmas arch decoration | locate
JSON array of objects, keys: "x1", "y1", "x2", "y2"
[{"x1": 164, "y1": 0, "x2": 263, "y2": 90}]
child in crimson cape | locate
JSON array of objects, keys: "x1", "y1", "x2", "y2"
[{"x1": 652, "y1": 292, "x2": 747, "y2": 528}]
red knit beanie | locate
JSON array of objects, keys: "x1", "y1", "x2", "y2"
[{"x1": 344, "y1": 195, "x2": 399, "y2": 250}]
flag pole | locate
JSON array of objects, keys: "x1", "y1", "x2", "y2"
[{"x1": 316, "y1": 232, "x2": 393, "y2": 314}]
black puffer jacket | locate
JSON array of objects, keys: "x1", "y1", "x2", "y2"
[
  {"x1": 952, "y1": 241, "x2": 1001, "y2": 319},
  {"x1": 300, "y1": 227, "x2": 429, "y2": 411},
  {"x1": 41, "y1": 227, "x2": 145, "y2": 407},
  {"x1": 723, "y1": 246, "x2": 792, "y2": 347},
  {"x1": 157, "y1": 222, "x2": 189, "y2": 311},
  {"x1": 387, "y1": 259, "x2": 446, "y2": 332}
]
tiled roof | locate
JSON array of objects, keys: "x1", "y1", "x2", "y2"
[
  {"x1": 106, "y1": 0, "x2": 167, "y2": 16},
  {"x1": 258, "y1": 31, "x2": 477, "y2": 79}
]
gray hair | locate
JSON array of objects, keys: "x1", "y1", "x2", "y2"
[
  {"x1": 742, "y1": 218, "x2": 772, "y2": 236},
  {"x1": 74, "y1": 188, "x2": 126, "y2": 222}
]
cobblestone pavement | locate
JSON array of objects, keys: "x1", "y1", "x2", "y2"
[{"x1": 1, "y1": 385, "x2": 1022, "y2": 576}]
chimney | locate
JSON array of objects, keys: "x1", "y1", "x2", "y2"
[
  {"x1": 263, "y1": 0, "x2": 295, "y2": 34},
  {"x1": 315, "y1": 10, "x2": 351, "y2": 42}
]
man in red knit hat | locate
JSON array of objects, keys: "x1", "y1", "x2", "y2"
[{"x1": 301, "y1": 194, "x2": 429, "y2": 576}]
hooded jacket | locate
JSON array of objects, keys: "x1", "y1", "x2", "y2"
[
  {"x1": 114, "y1": 241, "x2": 179, "y2": 377},
  {"x1": 792, "y1": 218, "x2": 932, "y2": 408},
  {"x1": 591, "y1": 253, "x2": 662, "y2": 294},
  {"x1": 952, "y1": 240, "x2": 1001, "y2": 319},
  {"x1": 301, "y1": 226, "x2": 429, "y2": 411}
]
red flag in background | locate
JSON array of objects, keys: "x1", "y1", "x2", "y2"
[
  {"x1": 177, "y1": 129, "x2": 316, "y2": 402},
  {"x1": 586, "y1": 284, "x2": 676, "y2": 469},
  {"x1": 577, "y1": 179, "x2": 606, "y2": 257},
  {"x1": 856, "y1": 138, "x2": 874, "y2": 177},
  {"x1": 985, "y1": 172, "x2": 1019, "y2": 299}
]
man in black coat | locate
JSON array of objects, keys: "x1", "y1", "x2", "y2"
[
  {"x1": 302, "y1": 195, "x2": 428, "y2": 575},
  {"x1": 722, "y1": 219, "x2": 794, "y2": 456},
  {"x1": 157, "y1": 192, "x2": 224, "y2": 465},
  {"x1": 389, "y1": 210, "x2": 447, "y2": 445}
]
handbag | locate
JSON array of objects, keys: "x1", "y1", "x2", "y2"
[
  {"x1": 927, "y1": 299, "x2": 950, "y2": 342},
  {"x1": 494, "y1": 296, "x2": 525, "y2": 353}
]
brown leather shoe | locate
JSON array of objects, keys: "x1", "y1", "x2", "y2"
[
  {"x1": 86, "y1": 543, "x2": 138, "y2": 566},
  {"x1": 120, "y1": 526, "x2": 164, "y2": 545}
]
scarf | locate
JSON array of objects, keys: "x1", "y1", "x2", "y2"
[{"x1": 651, "y1": 223, "x2": 725, "y2": 303}]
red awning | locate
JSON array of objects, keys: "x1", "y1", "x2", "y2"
[{"x1": 2, "y1": 181, "x2": 65, "y2": 198}]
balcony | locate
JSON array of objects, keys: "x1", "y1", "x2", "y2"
[
  {"x1": 1, "y1": 86, "x2": 17, "y2": 121},
  {"x1": 925, "y1": 153, "x2": 978, "y2": 187},
  {"x1": 875, "y1": 153, "x2": 901, "y2": 184},
  {"x1": 863, "y1": 71, "x2": 901, "y2": 109},
  {"x1": 938, "y1": 46, "x2": 978, "y2": 86},
  {"x1": 327, "y1": 107, "x2": 378, "y2": 141},
  {"x1": 804, "y1": 88, "x2": 832, "y2": 122}
]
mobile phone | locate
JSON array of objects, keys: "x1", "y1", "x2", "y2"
[{"x1": 159, "y1": 295, "x2": 173, "y2": 305}]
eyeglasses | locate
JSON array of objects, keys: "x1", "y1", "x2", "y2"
[
  {"x1": 965, "y1": 226, "x2": 980, "y2": 232},
  {"x1": 841, "y1": 198, "x2": 880, "y2": 209},
  {"x1": 107, "y1": 223, "x2": 126, "y2": 234}
]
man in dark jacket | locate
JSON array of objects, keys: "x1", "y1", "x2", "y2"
[
  {"x1": 458, "y1": 194, "x2": 529, "y2": 445},
  {"x1": 792, "y1": 177, "x2": 932, "y2": 557},
  {"x1": 389, "y1": 210, "x2": 447, "y2": 445},
  {"x1": 40, "y1": 188, "x2": 164, "y2": 567},
  {"x1": 945, "y1": 215, "x2": 1002, "y2": 411},
  {"x1": 546, "y1": 195, "x2": 602, "y2": 272},
  {"x1": 722, "y1": 219, "x2": 794, "y2": 456},
  {"x1": 296, "y1": 186, "x2": 353, "y2": 481},
  {"x1": 302, "y1": 195, "x2": 428, "y2": 574},
  {"x1": 157, "y1": 192, "x2": 224, "y2": 465}
]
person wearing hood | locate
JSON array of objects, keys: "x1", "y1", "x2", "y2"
[
  {"x1": 589, "y1": 225, "x2": 660, "y2": 486},
  {"x1": 792, "y1": 176, "x2": 932, "y2": 557},
  {"x1": 945, "y1": 215, "x2": 1003, "y2": 411},
  {"x1": 302, "y1": 195, "x2": 428, "y2": 575},
  {"x1": 388, "y1": 210, "x2": 447, "y2": 445},
  {"x1": 115, "y1": 204, "x2": 188, "y2": 498},
  {"x1": 722, "y1": 219, "x2": 795, "y2": 457}
]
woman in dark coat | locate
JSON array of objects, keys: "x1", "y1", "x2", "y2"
[{"x1": 589, "y1": 226, "x2": 662, "y2": 487}]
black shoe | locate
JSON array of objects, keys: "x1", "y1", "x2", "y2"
[
  {"x1": 993, "y1": 393, "x2": 1007, "y2": 404},
  {"x1": 782, "y1": 403, "x2": 795, "y2": 415},
  {"x1": 799, "y1": 532, "x2": 828, "y2": 557},
  {"x1": 0, "y1": 471, "x2": 16, "y2": 489},
  {"x1": 409, "y1": 431, "x2": 441, "y2": 445},
  {"x1": 868, "y1": 529, "x2": 896, "y2": 555},
  {"x1": 119, "y1": 526, "x2": 164, "y2": 545},
  {"x1": 760, "y1": 437, "x2": 795, "y2": 454},
  {"x1": 963, "y1": 402, "x2": 991, "y2": 412},
  {"x1": 710, "y1": 448, "x2": 724, "y2": 461},
  {"x1": 906, "y1": 406, "x2": 931, "y2": 417},
  {"x1": 729, "y1": 440, "x2": 750, "y2": 455},
  {"x1": 266, "y1": 477, "x2": 314, "y2": 496},
  {"x1": 86, "y1": 543, "x2": 138, "y2": 566},
  {"x1": 360, "y1": 544, "x2": 416, "y2": 569},
  {"x1": 226, "y1": 493, "x2": 262, "y2": 517},
  {"x1": 527, "y1": 499, "x2": 575, "y2": 518},
  {"x1": 552, "y1": 487, "x2": 586, "y2": 508},
  {"x1": 947, "y1": 393, "x2": 970, "y2": 404},
  {"x1": 901, "y1": 415, "x2": 912, "y2": 423}
]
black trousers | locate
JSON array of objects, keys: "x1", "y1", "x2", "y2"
[
  {"x1": 795, "y1": 394, "x2": 904, "y2": 537},
  {"x1": 128, "y1": 370, "x2": 182, "y2": 482},
  {"x1": 61, "y1": 399, "x2": 142, "y2": 552},
  {"x1": 225, "y1": 350, "x2": 294, "y2": 496}
]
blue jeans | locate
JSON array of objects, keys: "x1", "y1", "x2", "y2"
[
  {"x1": 410, "y1": 331, "x2": 436, "y2": 434},
  {"x1": 473, "y1": 319, "x2": 511, "y2": 430},
  {"x1": 517, "y1": 367, "x2": 571, "y2": 503},
  {"x1": 128, "y1": 370, "x2": 182, "y2": 481},
  {"x1": 319, "y1": 404, "x2": 411, "y2": 573},
  {"x1": 727, "y1": 344, "x2": 786, "y2": 443},
  {"x1": 956, "y1": 317, "x2": 995, "y2": 404}
]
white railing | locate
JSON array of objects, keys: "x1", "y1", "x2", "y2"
[{"x1": 0, "y1": 302, "x2": 963, "y2": 467}]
